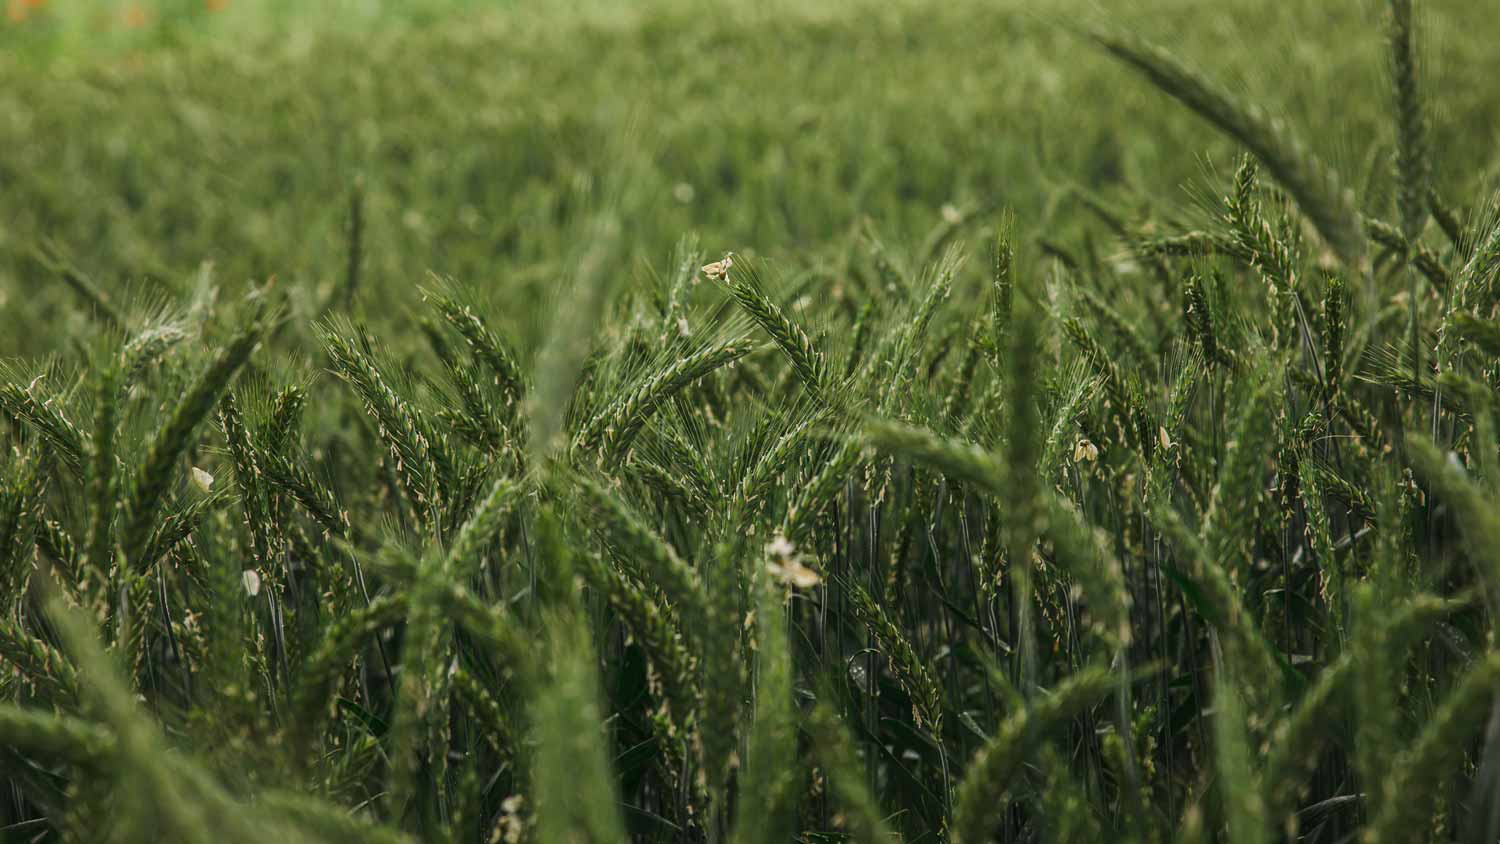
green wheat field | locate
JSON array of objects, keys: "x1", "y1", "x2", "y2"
[{"x1": 3, "y1": 0, "x2": 1500, "y2": 841}]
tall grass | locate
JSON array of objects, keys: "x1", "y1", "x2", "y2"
[{"x1": 1, "y1": 2, "x2": 1500, "y2": 843}]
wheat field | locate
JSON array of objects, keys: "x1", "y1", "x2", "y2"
[{"x1": 3, "y1": 1, "x2": 1500, "y2": 842}]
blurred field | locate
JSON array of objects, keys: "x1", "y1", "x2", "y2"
[{"x1": 4, "y1": 0, "x2": 1498, "y2": 358}]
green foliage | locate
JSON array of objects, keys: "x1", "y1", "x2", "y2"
[{"x1": 2, "y1": 2, "x2": 1500, "y2": 843}]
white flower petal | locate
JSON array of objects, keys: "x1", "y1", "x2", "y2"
[{"x1": 191, "y1": 467, "x2": 215, "y2": 493}]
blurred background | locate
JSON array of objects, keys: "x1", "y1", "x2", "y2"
[{"x1": 3, "y1": 0, "x2": 1498, "y2": 358}]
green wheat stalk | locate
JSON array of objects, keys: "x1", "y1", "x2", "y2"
[{"x1": 1091, "y1": 29, "x2": 1367, "y2": 265}]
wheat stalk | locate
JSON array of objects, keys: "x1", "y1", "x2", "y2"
[{"x1": 1091, "y1": 30, "x2": 1367, "y2": 265}]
